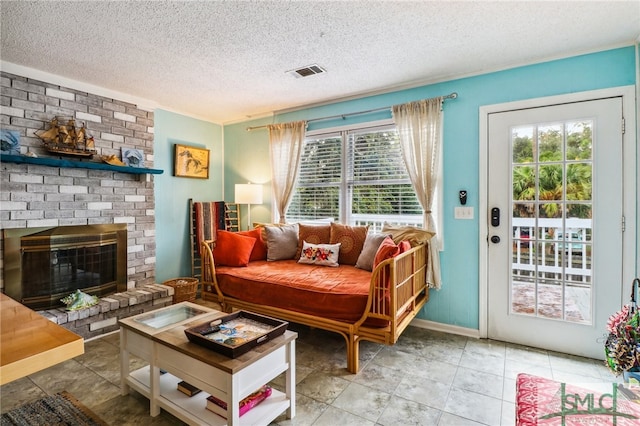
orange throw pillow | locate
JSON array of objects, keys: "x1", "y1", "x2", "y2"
[
  {"x1": 213, "y1": 230, "x2": 256, "y2": 267},
  {"x1": 373, "y1": 236, "x2": 401, "y2": 268},
  {"x1": 329, "y1": 223, "x2": 368, "y2": 265},
  {"x1": 238, "y1": 228, "x2": 267, "y2": 261},
  {"x1": 373, "y1": 237, "x2": 411, "y2": 267}
]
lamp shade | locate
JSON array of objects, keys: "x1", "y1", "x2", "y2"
[{"x1": 235, "y1": 183, "x2": 263, "y2": 205}]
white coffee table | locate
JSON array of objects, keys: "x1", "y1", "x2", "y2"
[{"x1": 119, "y1": 302, "x2": 296, "y2": 425}]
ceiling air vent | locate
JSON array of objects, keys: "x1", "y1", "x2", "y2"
[{"x1": 287, "y1": 64, "x2": 326, "y2": 78}]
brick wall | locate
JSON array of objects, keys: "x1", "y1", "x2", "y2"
[{"x1": 0, "y1": 71, "x2": 158, "y2": 292}]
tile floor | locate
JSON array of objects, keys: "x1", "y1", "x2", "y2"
[{"x1": 0, "y1": 300, "x2": 621, "y2": 426}]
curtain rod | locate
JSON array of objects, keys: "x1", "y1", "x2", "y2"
[{"x1": 246, "y1": 92, "x2": 458, "y2": 131}]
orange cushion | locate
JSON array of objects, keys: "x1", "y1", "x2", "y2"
[
  {"x1": 329, "y1": 223, "x2": 368, "y2": 265},
  {"x1": 373, "y1": 237, "x2": 411, "y2": 268},
  {"x1": 238, "y1": 228, "x2": 267, "y2": 261},
  {"x1": 295, "y1": 223, "x2": 331, "y2": 259},
  {"x1": 373, "y1": 236, "x2": 400, "y2": 267},
  {"x1": 399, "y1": 240, "x2": 411, "y2": 253},
  {"x1": 213, "y1": 230, "x2": 256, "y2": 267},
  {"x1": 216, "y1": 260, "x2": 387, "y2": 325}
]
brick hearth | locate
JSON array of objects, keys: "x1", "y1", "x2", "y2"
[{"x1": 39, "y1": 284, "x2": 175, "y2": 340}]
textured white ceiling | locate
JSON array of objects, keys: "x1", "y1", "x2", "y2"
[{"x1": 1, "y1": 1, "x2": 639, "y2": 124}]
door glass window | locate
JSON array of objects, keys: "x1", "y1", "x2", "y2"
[{"x1": 510, "y1": 120, "x2": 593, "y2": 324}]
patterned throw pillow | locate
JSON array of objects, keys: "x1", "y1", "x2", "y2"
[
  {"x1": 295, "y1": 223, "x2": 332, "y2": 259},
  {"x1": 297, "y1": 241, "x2": 340, "y2": 267},
  {"x1": 329, "y1": 223, "x2": 368, "y2": 265}
]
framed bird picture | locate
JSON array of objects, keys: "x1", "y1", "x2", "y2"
[{"x1": 174, "y1": 144, "x2": 210, "y2": 179}]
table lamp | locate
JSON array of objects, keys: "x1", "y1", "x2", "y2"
[{"x1": 234, "y1": 183, "x2": 263, "y2": 230}]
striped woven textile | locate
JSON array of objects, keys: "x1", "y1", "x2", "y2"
[{"x1": 194, "y1": 201, "x2": 226, "y2": 255}]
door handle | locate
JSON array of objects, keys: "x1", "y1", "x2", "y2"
[
  {"x1": 491, "y1": 207, "x2": 500, "y2": 227},
  {"x1": 491, "y1": 235, "x2": 501, "y2": 244}
]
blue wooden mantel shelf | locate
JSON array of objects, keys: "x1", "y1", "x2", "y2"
[{"x1": 0, "y1": 154, "x2": 164, "y2": 175}]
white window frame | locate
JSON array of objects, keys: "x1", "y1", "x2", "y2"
[{"x1": 286, "y1": 118, "x2": 443, "y2": 236}]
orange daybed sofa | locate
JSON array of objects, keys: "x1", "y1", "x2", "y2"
[{"x1": 200, "y1": 222, "x2": 430, "y2": 373}]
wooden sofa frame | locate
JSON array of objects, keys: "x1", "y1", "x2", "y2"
[{"x1": 200, "y1": 240, "x2": 429, "y2": 373}]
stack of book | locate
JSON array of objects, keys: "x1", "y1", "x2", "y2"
[{"x1": 206, "y1": 385, "x2": 272, "y2": 418}]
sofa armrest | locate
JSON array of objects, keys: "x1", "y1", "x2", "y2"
[{"x1": 357, "y1": 242, "x2": 428, "y2": 327}]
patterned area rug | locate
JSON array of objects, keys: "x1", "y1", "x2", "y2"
[
  {"x1": 1, "y1": 391, "x2": 106, "y2": 426},
  {"x1": 516, "y1": 373, "x2": 640, "y2": 425}
]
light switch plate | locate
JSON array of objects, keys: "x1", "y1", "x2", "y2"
[{"x1": 454, "y1": 207, "x2": 474, "y2": 219}]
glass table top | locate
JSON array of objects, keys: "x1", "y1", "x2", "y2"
[{"x1": 133, "y1": 305, "x2": 209, "y2": 329}]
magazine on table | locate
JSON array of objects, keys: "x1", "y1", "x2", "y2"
[{"x1": 205, "y1": 385, "x2": 272, "y2": 418}]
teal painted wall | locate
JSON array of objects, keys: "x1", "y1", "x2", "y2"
[
  {"x1": 223, "y1": 46, "x2": 637, "y2": 330},
  {"x1": 154, "y1": 109, "x2": 223, "y2": 282},
  {"x1": 224, "y1": 116, "x2": 274, "y2": 229}
]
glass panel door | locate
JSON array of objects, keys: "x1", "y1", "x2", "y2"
[{"x1": 487, "y1": 97, "x2": 623, "y2": 358}]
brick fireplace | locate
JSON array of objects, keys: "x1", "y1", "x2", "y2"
[{"x1": 1, "y1": 71, "x2": 172, "y2": 338}]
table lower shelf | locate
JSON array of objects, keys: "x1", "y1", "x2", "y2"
[{"x1": 126, "y1": 366, "x2": 290, "y2": 426}]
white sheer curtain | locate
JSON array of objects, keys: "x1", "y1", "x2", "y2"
[
  {"x1": 392, "y1": 98, "x2": 443, "y2": 289},
  {"x1": 267, "y1": 121, "x2": 307, "y2": 223}
]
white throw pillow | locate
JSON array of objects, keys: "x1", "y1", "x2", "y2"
[{"x1": 297, "y1": 241, "x2": 340, "y2": 267}]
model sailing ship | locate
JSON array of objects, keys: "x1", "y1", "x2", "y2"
[{"x1": 35, "y1": 117, "x2": 96, "y2": 158}]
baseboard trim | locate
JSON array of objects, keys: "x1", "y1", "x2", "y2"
[{"x1": 410, "y1": 318, "x2": 481, "y2": 339}]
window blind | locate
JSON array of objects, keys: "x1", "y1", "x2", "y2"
[{"x1": 287, "y1": 124, "x2": 422, "y2": 227}]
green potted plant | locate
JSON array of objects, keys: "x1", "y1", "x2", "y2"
[{"x1": 605, "y1": 278, "x2": 640, "y2": 380}]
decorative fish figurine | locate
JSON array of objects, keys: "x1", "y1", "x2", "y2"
[{"x1": 60, "y1": 289, "x2": 99, "y2": 311}]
